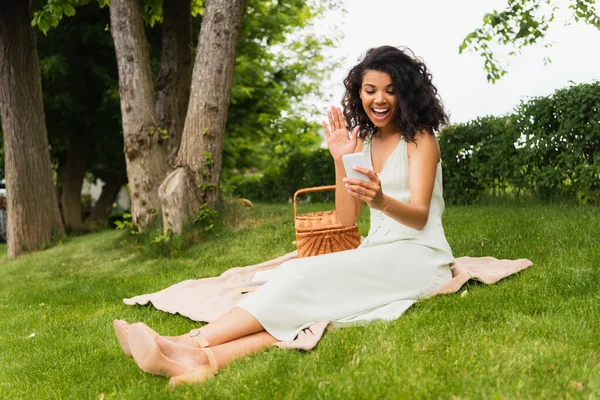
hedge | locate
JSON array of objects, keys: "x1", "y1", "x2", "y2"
[
  {"x1": 225, "y1": 148, "x2": 336, "y2": 203},
  {"x1": 229, "y1": 82, "x2": 600, "y2": 206},
  {"x1": 439, "y1": 81, "x2": 600, "y2": 205}
]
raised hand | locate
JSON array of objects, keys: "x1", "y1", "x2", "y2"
[{"x1": 321, "y1": 106, "x2": 359, "y2": 161}]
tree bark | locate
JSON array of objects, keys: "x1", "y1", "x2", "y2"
[
  {"x1": 60, "y1": 129, "x2": 93, "y2": 230},
  {"x1": 155, "y1": 0, "x2": 193, "y2": 167},
  {"x1": 87, "y1": 167, "x2": 127, "y2": 223},
  {"x1": 160, "y1": 0, "x2": 246, "y2": 234},
  {"x1": 109, "y1": 0, "x2": 168, "y2": 231},
  {"x1": 0, "y1": 0, "x2": 65, "y2": 257}
]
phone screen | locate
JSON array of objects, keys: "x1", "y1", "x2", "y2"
[{"x1": 342, "y1": 153, "x2": 371, "y2": 182}]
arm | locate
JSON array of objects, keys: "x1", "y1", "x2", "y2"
[
  {"x1": 334, "y1": 141, "x2": 364, "y2": 227},
  {"x1": 321, "y1": 106, "x2": 363, "y2": 227},
  {"x1": 343, "y1": 131, "x2": 440, "y2": 230}
]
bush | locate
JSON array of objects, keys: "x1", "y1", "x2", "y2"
[
  {"x1": 229, "y1": 82, "x2": 600, "y2": 206},
  {"x1": 226, "y1": 148, "x2": 335, "y2": 202},
  {"x1": 439, "y1": 81, "x2": 600, "y2": 205},
  {"x1": 439, "y1": 115, "x2": 519, "y2": 204}
]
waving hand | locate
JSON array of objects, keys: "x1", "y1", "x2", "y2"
[{"x1": 321, "y1": 106, "x2": 359, "y2": 161}]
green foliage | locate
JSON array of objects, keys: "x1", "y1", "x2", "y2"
[
  {"x1": 515, "y1": 81, "x2": 600, "y2": 203},
  {"x1": 570, "y1": 0, "x2": 600, "y2": 28},
  {"x1": 118, "y1": 200, "x2": 239, "y2": 259},
  {"x1": 222, "y1": 0, "x2": 341, "y2": 175},
  {"x1": 192, "y1": 203, "x2": 218, "y2": 232},
  {"x1": 439, "y1": 81, "x2": 600, "y2": 205},
  {"x1": 283, "y1": 147, "x2": 337, "y2": 202},
  {"x1": 132, "y1": 197, "x2": 249, "y2": 259},
  {"x1": 140, "y1": 0, "x2": 340, "y2": 177},
  {"x1": 227, "y1": 147, "x2": 335, "y2": 202},
  {"x1": 191, "y1": 0, "x2": 205, "y2": 17},
  {"x1": 104, "y1": 0, "x2": 339, "y2": 181},
  {"x1": 199, "y1": 183, "x2": 217, "y2": 192},
  {"x1": 31, "y1": 0, "x2": 111, "y2": 34},
  {"x1": 233, "y1": 78, "x2": 600, "y2": 206},
  {"x1": 26, "y1": 0, "x2": 340, "y2": 229},
  {"x1": 142, "y1": 0, "x2": 205, "y2": 26},
  {"x1": 148, "y1": 125, "x2": 168, "y2": 140},
  {"x1": 150, "y1": 230, "x2": 183, "y2": 258},
  {"x1": 32, "y1": 0, "x2": 81, "y2": 34},
  {"x1": 31, "y1": 0, "x2": 339, "y2": 181},
  {"x1": 142, "y1": 0, "x2": 163, "y2": 27},
  {"x1": 196, "y1": 167, "x2": 209, "y2": 177},
  {"x1": 460, "y1": 0, "x2": 600, "y2": 82},
  {"x1": 113, "y1": 212, "x2": 134, "y2": 232},
  {"x1": 37, "y1": 3, "x2": 125, "y2": 189},
  {"x1": 203, "y1": 151, "x2": 214, "y2": 167},
  {"x1": 439, "y1": 116, "x2": 520, "y2": 204},
  {"x1": 31, "y1": 0, "x2": 199, "y2": 32},
  {"x1": 152, "y1": 231, "x2": 174, "y2": 244}
]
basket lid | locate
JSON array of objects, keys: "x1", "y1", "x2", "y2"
[{"x1": 295, "y1": 210, "x2": 342, "y2": 232}]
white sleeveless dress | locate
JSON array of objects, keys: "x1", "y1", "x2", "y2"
[{"x1": 238, "y1": 138, "x2": 455, "y2": 341}]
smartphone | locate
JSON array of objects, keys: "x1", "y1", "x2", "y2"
[{"x1": 342, "y1": 153, "x2": 372, "y2": 182}]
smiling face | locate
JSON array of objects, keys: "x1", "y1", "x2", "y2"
[{"x1": 360, "y1": 70, "x2": 397, "y2": 134}]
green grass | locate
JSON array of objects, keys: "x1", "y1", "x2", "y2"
[{"x1": 0, "y1": 203, "x2": 598, "y2": 399}]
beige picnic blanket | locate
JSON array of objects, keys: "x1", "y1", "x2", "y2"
[{"x1": 124, "y1": 251, "x2": 532, "y2": 350}]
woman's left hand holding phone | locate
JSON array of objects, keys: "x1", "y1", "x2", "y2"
[
  {"x1": 321, "y1": 106, "x2": 359, "y2": 161},
  {"x1": 343, "y1": 169, "x2": 385, "y2": 210}
]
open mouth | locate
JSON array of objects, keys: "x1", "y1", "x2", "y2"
[{"x1": 371, "y1": 108, "x2": 390, "y2": 120}]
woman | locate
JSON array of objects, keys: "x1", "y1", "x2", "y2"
[{"x1": 116, "y1": 45, "x2": 455, "y2": 387}]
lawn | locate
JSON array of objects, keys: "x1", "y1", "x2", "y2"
[{"x1": 0, "y1": 202, "x2": 598, "y2": 399}]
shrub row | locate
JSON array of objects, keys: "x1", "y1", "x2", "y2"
[
  {"x1": 226, "y1": 148, "x2": 336, "y2": 203},
  {"x1": 229, "y1": 82, "x2": 599, "y2": 206},
  {"x1": 439, "y1": 81, "x2": 600, "y2": 205}
]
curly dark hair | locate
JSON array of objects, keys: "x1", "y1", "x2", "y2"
[{"x1": 342, "y1": 45, "x2": 448, "y2": 143}]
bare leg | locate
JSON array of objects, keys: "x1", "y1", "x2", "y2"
[
  {"x1": 208, "y1": 331, "x2": 277, "y2": 368},
  {"x1": 169, "y1": 331, "x2": 278, "y2": 388},
  {"x1": 194, "y1": 306, "x2": 265, "y2": 346},
  {"x1": 117, "y1": 307, "x2": 264, "y2": 360},
  {"x1": 157, "y1": 330, "x2": 277, "y2": 371},
  {"x1": 128, "y1": 326, "x2": 277, "y2": 381}
]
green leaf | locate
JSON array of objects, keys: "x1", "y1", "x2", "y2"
[{"x1": 63, "y1": 4, "x2": 76, "y2": 17}]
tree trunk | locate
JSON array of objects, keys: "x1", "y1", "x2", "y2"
[
  {"x1": 155, "y1": 0, "x2": 193, "y2": 167},
  {"x1": 87, "y1": 167, "x2": 127, "y2": 223},
  {"x1": 60, "y1": 129, "x2": 93, "y2": 230},
  {"x1": 109, "y1": 0, "x2": 168, "y2": 231},
  {"x1": 160, "y1": 0, "x2": 246, "y2": 234},
  {"x1": 0, "y1": 0, "x2": 65, "y2": 257}
]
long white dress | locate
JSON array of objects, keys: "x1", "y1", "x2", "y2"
[{"x1": 238, "y1": 138, "x2": 455, "y2": 341}]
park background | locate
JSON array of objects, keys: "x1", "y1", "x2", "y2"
[{"x1": 0, "y1": 0, "x2": 599, "y2": 398}]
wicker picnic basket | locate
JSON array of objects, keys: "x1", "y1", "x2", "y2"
[{"x1": 294, "y1": 185, "x2": 361, "y2": 257}]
